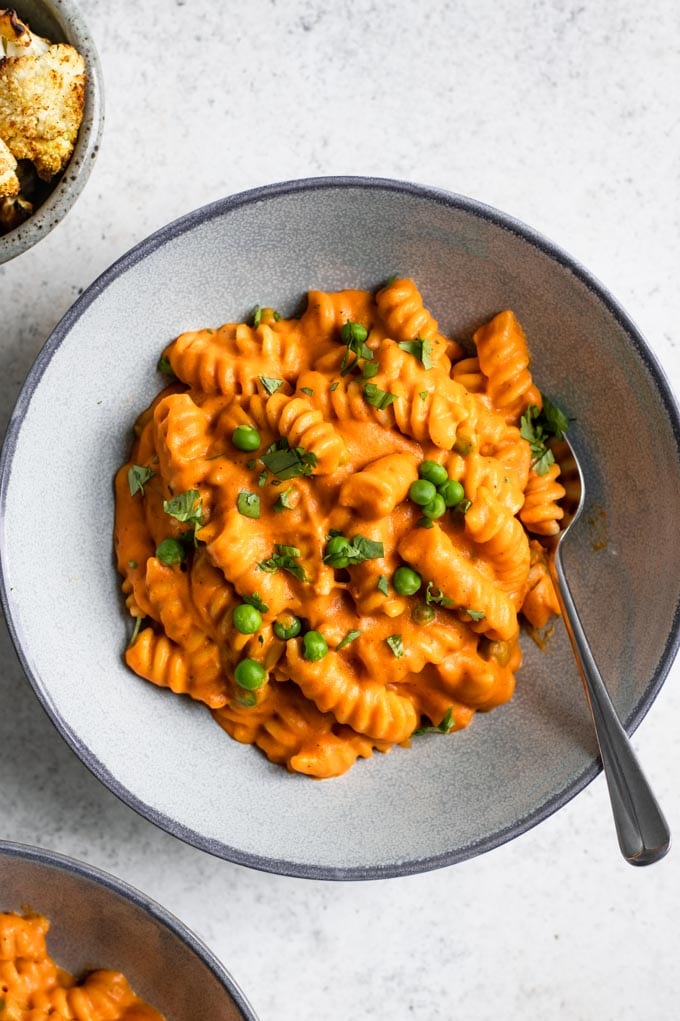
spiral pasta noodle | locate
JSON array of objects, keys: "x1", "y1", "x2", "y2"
[
  {"x1": 0, "y1": 912, "x2": 162, "y2": 1020},
  {"x1": 115, "y1": 279, "x2": 566, "y2": 778}
]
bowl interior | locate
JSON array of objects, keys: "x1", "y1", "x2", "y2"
[
  {"x1": 2, "y1": 179, "x2": 679, "y2": 877},
  {"x1": 0, "y1": 843, "x2": 254, "y2": 1019},
  {"x1": 0, "y1": 0, "x2": 104, "y2": 262}
]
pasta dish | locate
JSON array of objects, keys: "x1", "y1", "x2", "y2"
[
  {"x1": 114, "y1": 278, "x2": 566, "y2": 778},
  {"x1": 0, "y1": 911, "x2": 162, "y2": 1020}
]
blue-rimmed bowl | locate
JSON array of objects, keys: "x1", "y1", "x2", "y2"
[
  {"x1": 1, "y1": 177, "x2": 679, "y2": 879},
  {"x1": 0, "y1": 840, "x2": 257, "y2": 1019},
  {"x1": 0, "y1": 0, "x2": 105, "y2": 262}
]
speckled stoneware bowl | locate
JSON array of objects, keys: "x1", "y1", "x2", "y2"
[
  {"x1": 0, "y1": 0, "x2": 104, "y2": 262},
  {"x1": 0, "y1": 841, "x2": 257, "y2": 1019},
  {"x1": 2, "y1": 178, "x2": 680, "y2": 879}
]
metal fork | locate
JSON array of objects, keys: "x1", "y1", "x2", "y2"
[{"x1": 546, "y1": 436, "x2": 671, "y2": 865}]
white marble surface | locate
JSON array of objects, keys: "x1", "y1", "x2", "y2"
[{"x1": 1, "y1": 0, "x2": 679, "y2": 1018}]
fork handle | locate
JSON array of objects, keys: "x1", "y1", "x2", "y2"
[{"x1": 552, "y1": 549, "x2": 671, "y2": 865}]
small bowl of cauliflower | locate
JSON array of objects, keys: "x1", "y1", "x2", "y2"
[{"x1": 0, "y1": 0, "x2": 103, "y2": 261}]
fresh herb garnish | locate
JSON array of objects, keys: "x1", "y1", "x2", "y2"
[
  {"x1": 258, "y1": 544, "x2": 309, "y2": 582},
  {"x1": 361, "y1": 359, "x2": 379, "y2": 379},
  {"x1": 257, "y1": 471, "x2": 268, "y2": 488},
  {"x1": 520, "y1": 398, "x2": 569, "y2": 475},
  {"x1": 128, "y1": 464, "x2": 155, "y2": 496},
  {"x1": 386, "y1": 634, "x2": 404, "y2": 658},
  {"x1": 163, "y1": 490, "x2": 203, "y2": 538},
  {"x1": 129, "y1": 616, "x2": 144, "y2": 647},
  {"x1": 261, "y1": 443, "x2": 318, "y2": 480},
  {"x1": 465, "y1": 608, "x2": 485, "y2": 621},
  {"x1": 323, "y1": 534, "x2": 384, "y2": 567},
  {"x1": 419, "y1": 390, "x2": 428, "y2": 402},
  {"x1": 243, "y1": 592, "x2": 269, "y2": 613},
  {"x1": 128, "y1": 560, "x2": 137, "y2": 569},
  {"x1": 339, "y1": 320, "x2": 372, "y2": 375},
  {"x1": 413, "y1": 707, "x2": 455, "y2": 736},
  {"x1": 398, "y1": 337, "x2": 433, "y2": 369},
  {"x1": 273, "y1": 486, "x2": 295, "y2": 512},
  {"x1": 384, "y1": 274, "x2": 397, "y2": 288},
  {"x1": 259, "y1": 376, "x2": 284, "y2": 395},
  {"x1": 329, "y1": 381, "x2": 340, "y2": 392},
  {"x1": 252, "y1": 304, "x2": 262, "y2": 328},
  {"x1": 300, "y1": 387, "x2": 314, "y2": 396},
  {"x1": 425, "y1": 581, "x2": 454, "y2": 607},
  {"x1": 237, "y1": 490, "x2": 261, "y2": 519},
  {"x1": 377, "y1": 575, "x2": 389, "y2": 596},
  {"x1": 336, "y1": 629, "x2": 361, "y2": 651},
  {"x1": 363, "y1": 382, "x2": 398, "y2": 410}
]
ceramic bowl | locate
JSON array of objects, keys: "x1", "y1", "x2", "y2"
[
  {"x1": 0, "y1": 840, "x2": 257, "y2": 1019},
  {"x1": 1, "y1": 178, "x2": 679, "y2": 879},
  {"x1": 0, "y1": 0, "x2": 104, "y2": 262}
]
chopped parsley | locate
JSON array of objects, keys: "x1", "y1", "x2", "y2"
[
  {"x1": 336, "y1": 629, "x2": 361, "y2": 651},
  {"x1": 252, "y1": 304, "x2": 262, "y2": 328},
  {"x1": 237, "y1": 490, "x2": 261, "y2": 519},
  {"x1": 520, "y1": 398, "x2": 569, "y2": 475},
  {"x1": 259, "y1": 376, "x2": 284, "y2": 395},
  {"x1": 340, "y1": 320, "x2": 372, "y2": 375},
  {"x1": 128, "y1": 560, "x2": 137, "y2": 569},
  {"x1": 363, "y1": 382, "x2": 398, "y2": 410},
  {"x1": 419, "y1": 390, "x2": 428, "y2": 402},
  {"x1": 258, "y1": 544, "x2": 309, "y2": 582},
  {"x1": 465, "y1": 608, "x2": 485, "y2": 621},
  {"x1": 398, "y1": 337, "x2": 433, "y2": 370},
  {"x1": 386, "y1": 634, "x2": 404, "y2": 658},
  {"x1": 261, "y1": 440, "x2": 319, "y2": 480},
  {"x1": 329, "y1": 381, "x2": 340, "y2": 392},
  {"x1": 425, "y1": 581, "x2": 454, "y2": 607},
  {"x1": 413, "y1": 707, "x2": 455, "y2": 736},
  {"x1": 300, "y1": 386, "x2": 314, "y2": 396},
  {"x1": 129, "y1": 616, "x2": 144, "y2": 647},
  {"x1": 377, "y1": 575, "x2": 390, "y2": 596},
  {"x1": 163, "y1": 490, "x2": 203, "y2": 543},
  {"x1": 384, "y1": 274, "x2": 398, "y2": 288},
  {"x1": 128, "y1": 464, "x2": 155, "y2": 496},
  {"x1": 361, "y1": 359, "x2": 379, "y2": 379},
  {"x1": 243, "y1": 592, "x2": 269, "y2": 613},
  {"x1": 273, "y1": 486, "x2": 295, "y2": 512}
]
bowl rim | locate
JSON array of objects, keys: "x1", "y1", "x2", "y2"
[
  {"x1": 2, "y1": 175, "x2": 679, "y2": 880},
  {"x1": 0, "y1": 838, "x2": 259, "y2": 1019},
  {"x1": 0, "y1": 0, "x2": 105, "y2": 262}
]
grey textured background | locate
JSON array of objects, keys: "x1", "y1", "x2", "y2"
[{"x1": 1, "y1": 1, "x2": 679, "y2": 1019}]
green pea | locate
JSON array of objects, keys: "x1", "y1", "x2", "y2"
[
  {"x1": 232, "y1": 425, "x2": 261, "y2": 452},
  {"x1": 340, "y1": 321, "x2": 368, "y2": 344},
  {"x1": 324, "y1": 535, "x2": 351, "y2": 568},
  {"x1": 273, "y1": 614, "x2": 302, "y2": 640},
  {"x1": 234, "y1": 658, "x2": 267, "y2": 690},
  {"x1": 232, "y1": 603, "x2": 262, "y2": 634},
  {"x1": 302, "y1": 630, "x2": 329, "y2": 662},
  {"x1": 419, "y1": 460, "x2": 448, "y2": 487},
  {"x1": 422, "y1": 493, "x2": 446, "y2": 519},
  {"x1": 408, "y1": 479, "x2": 437, "y2": 506},
  {"x1": 438, "y1": 479, "x2": 465, "y2": 507},
  {"x1": 156, "y1": 538, "x2": 185, "y2": 566},
  {"x1": 412, "y1": 603, "x2": 435, "y2": 625},
  {"x1": 392, "y1": 566, "x2": 422, "y2": 596}
]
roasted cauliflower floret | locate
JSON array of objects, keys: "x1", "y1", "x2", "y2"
[
  {"x1": 0, "y1": 8, "x2": 86, "y2": 181},
  {"x1": 0, "y1": 135, "x2": 19, "y2": 196}
]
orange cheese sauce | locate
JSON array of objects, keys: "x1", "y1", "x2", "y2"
[
  {"x1": 114, "y1": 279, "x2": 563, "y2": 778},
  {"x1": 0, "y1": 912, "x2": 163, "y2": 1021}
]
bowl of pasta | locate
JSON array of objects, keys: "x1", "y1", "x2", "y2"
[
  {"x1": 0, "y1": 840, "x2": 258, "y2": 1019},
  {"x1": 1, "y1": 177, "x2": 679, "y2": 878}
]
